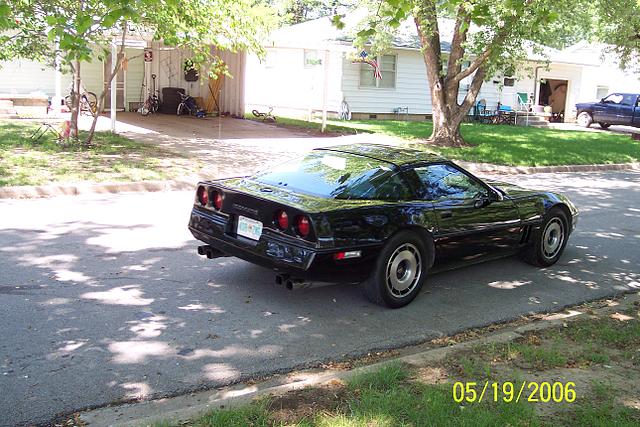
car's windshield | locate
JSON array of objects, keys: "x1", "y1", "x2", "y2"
[{"x1": 252, "y1": 151, "x2": 411, "y2": 200}]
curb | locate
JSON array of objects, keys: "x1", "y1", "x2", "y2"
[
  {"x1": 0, "y1": 176, "x2": 206, "y2": 200},
  {"x1": 78, "y1": 292, "x2": 639, "y2": 427},
  {"x1": 458, "y1": 160, "x2": 640, "y2": 175}
]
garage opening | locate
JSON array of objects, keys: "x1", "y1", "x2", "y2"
[{"x1": 537, "y1": 78, "x2": 568, "y2": 122}]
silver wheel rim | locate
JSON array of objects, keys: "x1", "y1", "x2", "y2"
[
  {"x1": 542, "y1": 218, "x2": 565, "y2": 259},
  {"x1": 385, "y1": 243, "x2": 422, "y2": 297},
  {"x1": 578, "y1": 113, "x2": 589, "y2": 127}
]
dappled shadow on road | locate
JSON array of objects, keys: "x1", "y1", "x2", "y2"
[{"x1": 1, "y1": 171, "x2": 639, "y2": 426}]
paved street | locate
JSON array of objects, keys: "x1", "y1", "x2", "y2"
[{"x1": 1, "y1": 170, "x2": 638, "y2": 426}]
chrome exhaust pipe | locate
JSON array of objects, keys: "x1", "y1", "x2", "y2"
[
  {"x1": 197, "y1": 245, "x2": 227, "y2": 259},
  {"x1": 275, "y1": 274, "x2": 289, "y2": 286}
]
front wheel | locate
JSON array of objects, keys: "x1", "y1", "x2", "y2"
[
  {"x1": 521, "y1": 208, "x2": 569, "y2": 267},
  {"x1": 361, "y1": 231, "x2": 428, "y2": 308},
  {"x1": 577, "y1": 111, "x2": 593, "y2": 128}
]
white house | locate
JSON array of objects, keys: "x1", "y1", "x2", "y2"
[
  {"x1": 245, "y1": 16, "x2": 640, "y2": 123},
  {"x1": 0, "y1": 37, "x2": 247, "y2": 117}
]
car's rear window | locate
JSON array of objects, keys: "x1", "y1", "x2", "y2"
[{"x1": 252, "y1": 151, "x2": 411, "y2": 200}]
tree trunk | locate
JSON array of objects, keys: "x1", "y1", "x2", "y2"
[
  {"x1": 69, "y1": 60, "x2": 81, "y2": 140},
  {"x1": 414, "y1": 4, "x2": 497, "y2": 148},
  {"x1": 430, "y1": 100, "x2": 466, "y2": 146}
]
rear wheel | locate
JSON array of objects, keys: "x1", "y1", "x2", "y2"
[
  {"x1": 599, "y1": 122, "x2": 611, "y2": 129},
  {"x1": 521, "y1": 208, "x2": 569, "y2": 267},
  {"x1": 361, "y1": 231, "x2": 429, "y2": 308},
  {"x1": 577, "y1": 111, "x2": 593, "y2": 128}
]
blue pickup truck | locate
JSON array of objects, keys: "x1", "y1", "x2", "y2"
[{"x1": 575, "y1": 93, "x2": 640, "y2": 129}]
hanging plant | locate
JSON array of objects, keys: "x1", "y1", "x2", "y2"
[{"x1": 184, "y1": 59, "x2": 199, "y2": 82}]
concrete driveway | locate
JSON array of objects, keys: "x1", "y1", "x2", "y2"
[
  {"x1": 78, "y1": 113, "x2": 390, "y2": 179},
  {"x1": 1, "y1": 170, "x2": 639, "y2": 426}
]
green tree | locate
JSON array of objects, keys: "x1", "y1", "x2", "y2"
[
  {"x1": 0, "y1": 0, "x2": 275, "y2": 144},
  {"x1": 341, "y1": 0, "x2": 591, "y2": 147},
  {"x1": 594, "y1": 0, "x2": 640, "y2": 71},
  {"x1": 272, "y1": 0, "x2": 355, "y2": 25}
]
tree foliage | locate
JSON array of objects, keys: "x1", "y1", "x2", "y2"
[
  {"x1": 595, "y1": 0, "x2": 640, "y2": 70},
  {"x1": 270, "y1": 0, "x2": 356, "y2": 25}
]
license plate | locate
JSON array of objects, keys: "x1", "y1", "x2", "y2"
[{"x1": 236, "y1": 215, "x2": 263, "y2": 240}]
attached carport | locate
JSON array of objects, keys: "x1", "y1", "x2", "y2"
[{"x1": 1, "y1": 36, "x2": 246, "y2": 127}]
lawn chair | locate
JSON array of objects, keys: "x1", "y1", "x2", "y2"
[
  {"x1": 474, "y1": 99, "x2": 496, "y2": 124},
  {"x1": 516, "y1": 92, "x2": 533, "y2": 126},
  {"x1": 517, "y1": 92, "x2": 532, "y2": 111},
  {"x1": 496, "y1": 104, "x2": 516, "y2": 125},
  {"x1": 29, "y1": 121, "x2": 70, "y2": 143}
]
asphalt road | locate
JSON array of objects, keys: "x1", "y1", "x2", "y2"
[{"x1": 1, "y1": 170, "x2": 638, "y2": 426}]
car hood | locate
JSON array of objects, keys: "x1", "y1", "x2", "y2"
[
  {"x1": 576, "y1": 102, "x2": 596, "y2": 109},
  {"x1": 486, "y1": 179, "x2": 579, "y2": 216}
]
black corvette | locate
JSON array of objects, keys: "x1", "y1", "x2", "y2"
[{"x1": 188, "y1": 144, "x2": 578, "y2": 308}]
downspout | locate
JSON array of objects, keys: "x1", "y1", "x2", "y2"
[{"x1": 533, "y1": 64, "x2": 544, "y2": 106}]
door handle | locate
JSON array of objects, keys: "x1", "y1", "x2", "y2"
[{"x1": 440, "y1": 210, "x2": 453, "y2": 219}]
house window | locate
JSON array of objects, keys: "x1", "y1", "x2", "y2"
[
  {"x1": 596, "y1": 85, "x2": 609, "y2": 100},
  {"x1": 503, "y1": 77, "x2": 515, "y2": 87},
  {"x1": 304, "y1": 50, "x2": 322, "y2": 68},
  {"x1": 359, "y1": 54, "x2": 396, "y2": 89}
]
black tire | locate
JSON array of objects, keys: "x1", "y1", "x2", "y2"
[
  {"x1": 521, "y1": 207, "x2": 569, "y2": 267},
  {"x1": 577, "y1": 111, "x2": 593, "y2": 128},
  {"x1": 361, "y1": 231, "x2": 429, "y2": 308},
  {"x1": 599, "y1": 122, "x2": 611, "y2": 129}
]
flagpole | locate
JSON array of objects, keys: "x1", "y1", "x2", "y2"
[{"x1": 321, "y1": 48, "x2": 330, "y2": 133}]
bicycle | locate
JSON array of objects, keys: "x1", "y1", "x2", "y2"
[
  {"x1": 252, "y1": 106, "x2": 276, "y2": 123},
  {"x1": 177, "y1": 92, "x2": 199, "y2": 116},
  {"x1": 65, "y1": 90, "x2": 97, "y2": 116},
  {"x1": 140, "y1": 74, "x2": 160, "y2": 116}
]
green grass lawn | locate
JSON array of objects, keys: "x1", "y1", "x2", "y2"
[
  {"x1": 155, "y1": 306, "x2": 640, "y2": 427},
  {"x1": 0, "y1": 121, "x2": 199, "y2": 186},
  {"x1": 263, "y1": 116, "x2": 640, "y2": 167}
]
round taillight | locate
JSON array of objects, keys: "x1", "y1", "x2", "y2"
[
  {"x1": 296, "y1": 215, "x2": 311, "y2": 237},
  {"x1": 275, "y1": 210, "x2": 289, "y2": 230},
  {"x1": 197, "y1": 186, "x2": 208, "y2": 206},
  {"x1": 212, "y1": 191, "x2": 223, "y2": 210}
]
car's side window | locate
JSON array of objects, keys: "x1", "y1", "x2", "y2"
[
  {"x1": 621, "y1": 94, "x2": 637, "y2": 106},
  {"x1": 603, "y1": 94, "x2": 622, "y2": 104},
  {"x1": 412, "y1": 164, "x2": 488, "y2": 201}
]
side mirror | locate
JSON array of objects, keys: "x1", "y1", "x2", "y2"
[{"x1": 474, "y1": 196, "x2": 492, "y2": 208}]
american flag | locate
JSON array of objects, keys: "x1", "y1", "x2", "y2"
[{"x1": 356, "y1": 50, "x2": 382, "y2": 80}]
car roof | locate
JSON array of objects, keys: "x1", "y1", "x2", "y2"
[{"x1": 314, "y1": 143, "x2": 447, "y2": 167}]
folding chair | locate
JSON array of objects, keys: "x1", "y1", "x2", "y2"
[
  {"x1": 474, "y1": 99, "x2": 496, "y2": 124},
  {"x1": 29, "y1": 121, "x2": 70, "y2": 143}
]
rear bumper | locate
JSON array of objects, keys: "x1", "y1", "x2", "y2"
[{"x1": 188, "y1": 207, "x2": 378, "y2": 283}]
